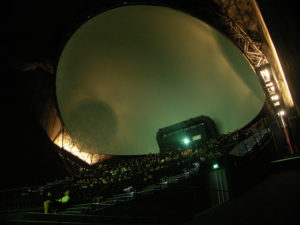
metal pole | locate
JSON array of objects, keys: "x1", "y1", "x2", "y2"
[
  {"x1": 280, "y1": 115, "x2": 294, "y2": 155},
  {"x1": 62, "y1": 128, "x2": 64, "y2": 150}
]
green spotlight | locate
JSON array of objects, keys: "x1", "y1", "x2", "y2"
[
  {"x1": 213, "y1": 163, "x2": 219, "y2": 169},
  {"x1": 183, "y1": 137, "x2": 190, "y2": 145}
]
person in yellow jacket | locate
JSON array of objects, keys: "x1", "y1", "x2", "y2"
[
  {"x1": 43, "y1": 192, "x2": 54, "y2": 214},
  {"x1": 56, "y1": 190, "x2": 70, "y2": 204}
]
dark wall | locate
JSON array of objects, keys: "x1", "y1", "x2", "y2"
[{"x1": 0, "y1": 66, "x2": 69, "y2": 190}]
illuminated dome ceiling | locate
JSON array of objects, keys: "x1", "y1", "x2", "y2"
[{"x1": 56, "y1": 5, "x2": 265, "y2": 155}]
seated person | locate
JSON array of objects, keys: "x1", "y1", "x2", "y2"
[
  {"x1": 43, "y1": 192, "x2": 54, "y2": 214},
  {"x1": 55, "y1": 190, "x2": 71, "y2": 212}
]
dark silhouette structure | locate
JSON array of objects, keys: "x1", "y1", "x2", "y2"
[{"x1": 156, "y1": 116, "x2": 219, "y2": 153}]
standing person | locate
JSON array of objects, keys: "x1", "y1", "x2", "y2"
[{"x1": 43, "y1": 192, "x2": 54, "y2": 214}]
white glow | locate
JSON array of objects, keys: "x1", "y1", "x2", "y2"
[
  {"x1": 273, "y1": 101, "x2": 280, "y2": 107},
  {"x1": 260, "y1": 68, "x2": 271, "y2": 82},
  {"x1": 266, "y1": 82, "x2": 273, "y2": 87},
  {"x1": 278, "y1": 110, "x2": 285, "y2": 116},
  {"x1": 192, "y1": 134, "x2": 201, "y2": 141},
  {"x1": 183, "y1": 138, "x2": 191, "y2": 145},
  {"x1": 268, "y1": 86, "x2": 276, "y2": 94},
  {"x1": 271, "y1": 95, "x2": 279, "y2": 101}
]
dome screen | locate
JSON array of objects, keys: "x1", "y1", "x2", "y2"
[{"x1": 56, "y1": 5, "x2": 264, "y2": 155}]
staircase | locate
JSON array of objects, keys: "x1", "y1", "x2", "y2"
[
  {"x1": 61, "y1": 172, "x2": 193, "y2": 216},
  {"x1": 58, "y1": 203, "x2": 91, "y2": 215},
  {"x1": 229, "y1": 128, "x2": 270, "y2": 157}
]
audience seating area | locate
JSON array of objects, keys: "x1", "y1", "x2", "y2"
[{"x1": 0, "y1": 118, "x2": 270, "y2": 215}]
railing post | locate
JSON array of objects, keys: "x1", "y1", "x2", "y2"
[{"x1": 280, "y1": 115, "x2": 294, "y2": 155}]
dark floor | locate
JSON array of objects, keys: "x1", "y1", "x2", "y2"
[{"x1": 187, "y1": 156, "x2": 300, "y2": 225}]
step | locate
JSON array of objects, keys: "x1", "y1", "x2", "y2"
[
  {"x1": 71, "y1": 203, "x2": 91, "y2": 207},
  {"x1": 60, "y1": 210, "x2": 82, "y2": 214},
  {"x1": 2, "y1": 212, "x2": 174, "y2": 225},
  {"x1": 65, "y1": 207, "x2": 88, "y2": 212},
  {"x1": 5, "y1": 219, "x2": 98, "y2": 225},
  {"x1": 66, "y1": 206, "x2": 89, "y2": 210}
]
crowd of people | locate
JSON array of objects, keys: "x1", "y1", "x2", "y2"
[
  {"x1": 1, "y1": 118, "x2": 269, "y2": 214},
  {"x1": 55, "y1": 118, "x2": 268, "y2": 207}
]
